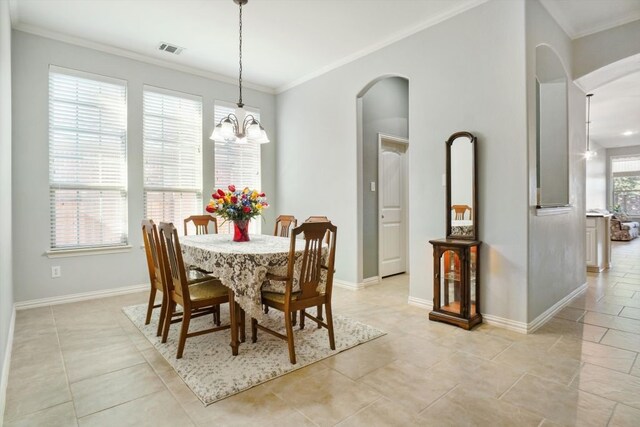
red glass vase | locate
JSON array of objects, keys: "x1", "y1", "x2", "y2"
[{"x1": 233, "y1": 220, "x2": 250, "y2": 242}]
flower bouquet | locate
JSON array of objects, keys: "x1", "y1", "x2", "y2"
[{"x1": 206, "y1": 185, "x2": 268, "y2": 242}]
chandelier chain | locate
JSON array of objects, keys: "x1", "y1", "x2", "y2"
[{"x1": 238, "y1": 0, "x2": 243, "y2": 107}]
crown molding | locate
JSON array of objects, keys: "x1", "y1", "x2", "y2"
[
  {"x1": 572, "y1": 14, "x2": 640, "y2": 40},
  {"x1": 11, "y1": 22, "x2": 277, "y2": 95},
  {"x1": 275, "y1": 0, "x2": 489, "y2": 94}
]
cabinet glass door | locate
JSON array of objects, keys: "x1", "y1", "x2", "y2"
[{"x1": 440, "y1": 250, "x2": 461, "y2": 315}]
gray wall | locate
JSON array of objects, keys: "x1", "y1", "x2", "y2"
[
  {"x1": 586, "y1": 141, "x2": 607, "y2": 210},
  {"x1": 1, "y1": 0, "x2": 14, "y2": 404},
  {"x1": 606, "y1": 144, "x2": 640, "y2": 215},
  {"x1": 11, "y1": 31, "x2": 277, "y2": 302},
  {"x1": 276, "y1": 0, "x2": 530, "y2": 323},
  {"x1": 527, "y1": 0, "x2": 587, "y2": 322},
  {"x1": 361, "y1": 77, "x2": 408, "y2": 279},
  {"x1": 573, "y1": 19, "x2": 640, "y2": 80}
]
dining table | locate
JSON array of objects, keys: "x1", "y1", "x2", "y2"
[{"x1": 180, "y1": 233, "x2": 311, "y2": 355}]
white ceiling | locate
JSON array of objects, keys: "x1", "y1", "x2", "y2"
[
  {"x1": 540, "y1": 0, "x2": 640, "y2": 39},
  {"x1": 589, "y1": 70, "x2": 640, "y2": 149}
]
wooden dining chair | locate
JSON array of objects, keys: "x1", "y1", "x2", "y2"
[
  {"x1": 303, "y1": 216, "x2": 332, "y2": 323},
  {"x1": 142, "y1": 219, "x2": 168, "y2": 337},
  {"x1": 251, "y1": 221, "x2": 337, "y2": 364},
  {"x1": 451, "y1": 205, "x2": 472, "y2": 220},
  {"x1": 274, "y1": 215, "x2": 297, "y2": 238},
  {"x1": 158, "y1": 222, "x2": 231, "y2": 359},
  {"x1": 184, "y1": 214, "x2": 218, "y2": 235}
]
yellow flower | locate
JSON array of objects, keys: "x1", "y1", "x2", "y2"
[
  {"x1": 251, "y1": 191, "x2": 259, "y2": 200},
  {"x1": 224, "y1": 195, "x2": 231, "y2": 203},
  {"x1": 218, "y1": 198, "x2": 224, "y2": 205},
  {"x1": 243, "y1": 187, "x2": 250, "y2": 194},
  {"x1": 256, "y1": 203, "x2": 263, "y2": 210}
]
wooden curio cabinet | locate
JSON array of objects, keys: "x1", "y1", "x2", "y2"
[{"x1": 429, "y1": 238, "x2": 482, "y2": 330}]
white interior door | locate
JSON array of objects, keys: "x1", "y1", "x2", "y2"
[{"x1": 379, "y1": 137, "x2": 408, "y2": 278}]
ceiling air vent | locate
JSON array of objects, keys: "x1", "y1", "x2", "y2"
[{"x1": 158, "y1": 42, "x2": 184, "y2": 55}]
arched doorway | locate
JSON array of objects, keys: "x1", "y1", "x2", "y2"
[{"x1": 356, "y1": 76, "x2": 409, "y2": 285}]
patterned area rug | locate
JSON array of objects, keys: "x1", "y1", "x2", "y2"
[{"x1": 123, "y1": 304, "x2": 385, "y2": 405}]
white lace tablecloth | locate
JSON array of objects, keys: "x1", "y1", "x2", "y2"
[{"x1": 180, "y1": 234, "x2": 309, "y2": 321}]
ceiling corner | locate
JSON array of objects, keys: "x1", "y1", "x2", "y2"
[{"x1": 539, "y1": 0, "x2": 577, "y2": 39}]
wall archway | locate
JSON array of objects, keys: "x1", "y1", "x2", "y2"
[{"x1": 356, "y1": 75, "x2": 409, "y2": 284}]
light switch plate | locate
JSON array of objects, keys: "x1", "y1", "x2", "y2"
[{"x1": 370, "y1": 182, "x2": 376, "y2": 192}]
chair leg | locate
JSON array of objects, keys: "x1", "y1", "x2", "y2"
[
  {"x1": 325, "y1": 302, "x2": 335, "y2": 350},
  {"x1": 145, "y1": 287, "x2": 156, "y2": 325},
  {"x1": 161, "y1": 301, "x2": 175, "y2": 344},
  {"x1": 213, "y1": 304, "x2": 221, "y2": 326},
  {"x1": 285, "y1": 309, "x2": 296, "y2": 364},
  {"x1": 156, "y1": 293, "x2": 167, "y2": 337},
  {"x1": 291, "y1": 311, "x2": 297, "y2": 326},
  {"x1": 317, "y1": 304, "x2": 323, "y2": 328},
  {"x1": 177, "y1": 310, "x2": 191, "y2": 359},
  {"x1": 251, "y1": 318, "x2": 258, "y2": 343},
  {"x1": 264, "y1": 304, "x2": 269, "y2": 314},
  {"x1": 300, "y1": 309, "x2": 306, "y2": 330},
  {"x1": 239, "y1": 306, "x2": 246, "y2": 343}
]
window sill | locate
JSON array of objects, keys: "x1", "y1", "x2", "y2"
[
  {"x1": 535, "y1": 206, "x2": 572, "y2": 216},
  {"x1": 46, "y1": 245, "x2": 132, "y2": 258}
]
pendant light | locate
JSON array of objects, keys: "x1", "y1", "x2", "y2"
[
  {"x1": 585, "y1": 93, "x2": 596, "y2": 160},
  {"x1": 210, "y1": 0, "x2": 269, "y2": 144}
]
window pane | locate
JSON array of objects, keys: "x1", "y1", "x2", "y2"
[
  {"x1": 143, "y1": 88, "x2": 203, "y2": 231},
  {"x1": 213, "y1": 102, "x2": 262, "y2": 234},
  {"x1": 612, "y1": 153, "x2": 640, "y2": 218},
  {"x1": 49, "y1": 68, "x2": 128, "y2": 249}
]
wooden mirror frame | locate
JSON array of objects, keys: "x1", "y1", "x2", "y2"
[{"x1": 445, "y1": 131, "x2": 478, "y2": 241}]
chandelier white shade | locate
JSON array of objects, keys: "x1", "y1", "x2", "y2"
[{"x1": 210, "y1": 0, "x2": 269, "y2": 144}]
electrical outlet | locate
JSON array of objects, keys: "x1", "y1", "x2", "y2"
[
  {"x1": 51, "y1": 266, "x2": 61, "y2": 278},
  {"x1": 370, "y1": 182, "x2": 376, "y2": 192}
]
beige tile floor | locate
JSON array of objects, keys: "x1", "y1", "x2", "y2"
[{"x1": 4, "y1": 238, "x2": 640, "y2": 426}]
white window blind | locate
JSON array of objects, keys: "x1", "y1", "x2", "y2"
[
  {"x1": 49, "y1": 67, "x2": 128, "y2": 250},
  {"x1": 612, "y1": 156, "x2": 640, "y2": 177},
  {"x1": 214, "y1": 101, "x2": 262, "y2": 233},
  {"x1": 144, "y1": 87, "x2": 203, "y2": 233}
]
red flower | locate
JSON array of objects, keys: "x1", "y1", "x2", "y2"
[
  {"x1": 243, "y1": 206, "x2": 251, "y2": 213},
  {"x1": 217, "y1": 189, "x2": 225, "y2": 197},
  {"x1": 260, "y1": 192, "x2": 265, "y2": 197},
  {"x1": 262, "y1": 202, "x2": 269, "y2": 207},
  {"x1": 212, "y1": 193, "x2": 220, "y2": 199},
  {"x1": 231, "y1": 196, "x2": 238, "y2": 204},
  {"x1": 205, "y1": 205, "x2": 216, "y2": 213},
  {"x1": 228, "y1": 185, "x2": 236, "y2": 192}
]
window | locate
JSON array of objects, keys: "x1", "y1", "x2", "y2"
[
  {"x1": 612, "y1": 156, "x2": 640, "y2": 216},
  {"x1": 214, "y1": 101, "x2": 262, "y2": 233},
  {"x1": 49, "y1": 67, "x2": 128, "y2": 250},
  {"x1": 143, "y1": 87, "x2": 203, "y2": 233}
]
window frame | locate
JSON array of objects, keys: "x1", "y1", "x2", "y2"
[
  {"x1": 48, "y1": 65, "x2": 129, "y2": 253},
  {"x1": 143, "y1": 86, "x2": 204, "y2": 234}
]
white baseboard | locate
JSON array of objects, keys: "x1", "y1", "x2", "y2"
[
  {"x1": 0, "y1": 305, "x2": 16, "y2": 426},
  {"x1": 405, "y1": 282, "x2": 588, "y2": 335},
  {"x1": 334, "y1": 277, "x2": 379, "y2": 291},
  {"x1": 14, "y1": 283, "x2": 148, "y2": 311},
  {"x1": 407, "y1": 296, "x2": 433, "y2": 310},
  {"x1": 483, "y1": 314, "x2": 528, "y2": 334},
  {"x1": 526, "y1": 282, "x2": 588, "y2": 333}
]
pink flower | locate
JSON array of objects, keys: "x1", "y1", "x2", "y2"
[{"x1": 228, "y1": 185, "x2": 236, "y2": 192}]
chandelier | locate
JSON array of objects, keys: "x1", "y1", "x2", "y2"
[
  {"x1": 210, "y1": 0, "x2": 269, "y2": 144},
  {"x1": 585, "y1": 93, "x2": 596, "y2": 160}
]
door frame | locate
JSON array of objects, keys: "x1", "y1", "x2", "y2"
[{"x1": 378, "y1": 133, "x2": 410, "y2": 278}]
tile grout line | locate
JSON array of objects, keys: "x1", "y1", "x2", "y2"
[
  {"x1": 417, "y1": 383, "x2": 460, "y2": 415},
  {"x1": 606, "y1": 402, "x2": 618, "y2": 426},
  {"x1": 50, "y1": 304, "x2": 80, "y2": 424},
  {"x1": 629, "y1": 352, "x2": 639, "y2": 375},
  {"x1": 497, "y1": 372, "x2": 527, "y2": 401}
]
